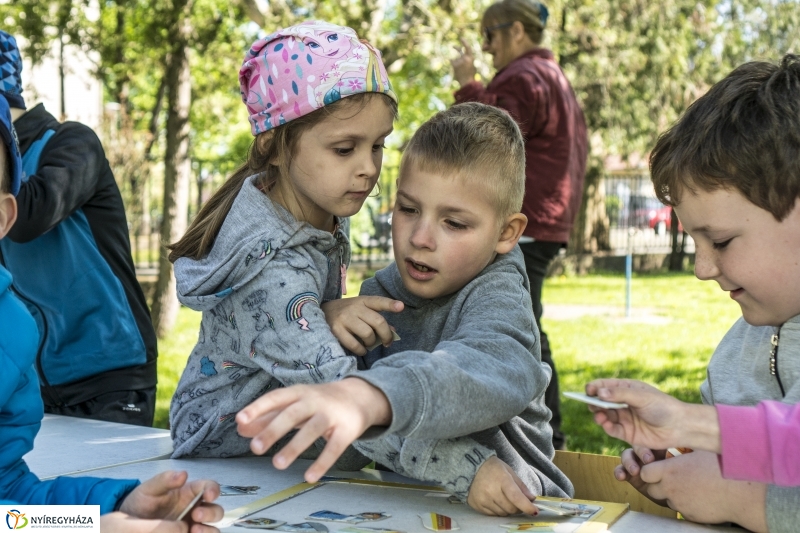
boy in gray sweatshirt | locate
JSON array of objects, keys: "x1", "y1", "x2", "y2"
[
  {"x1": 614, "y1": 54, "x2": 800, "y2": 532},
  {"x1": 238, "y1": 102, "x2": 572, "y2": 515}
]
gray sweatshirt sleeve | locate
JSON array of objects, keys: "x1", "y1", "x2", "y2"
[
  {"x1": 353, "y1": 436, "x2": 496, "y2": 501},
  {"x1": 353, "y1": 269, "x2": 544, "y2": 439},
  {"x1": 241, "y1": 249, "x2": 358, "y2": 386},
  {"x1": 766, "y1": 486, "x2": 800, "y2": 533}
]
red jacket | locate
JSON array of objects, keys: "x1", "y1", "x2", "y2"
[{"x1": 455, "y1": 48, "x2": 588, "y2": 243}]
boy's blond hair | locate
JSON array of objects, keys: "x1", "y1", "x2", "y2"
[
  {"x1": 650, "y1": 54, "x2": 800, "y2": 220},
  {"x1": 400, "y1": 102, "x2": 525, "y2": 219}
]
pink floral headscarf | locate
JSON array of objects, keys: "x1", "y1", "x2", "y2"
[{"x1": 240, "y1": 20, "x2": 397, "y2": 135}]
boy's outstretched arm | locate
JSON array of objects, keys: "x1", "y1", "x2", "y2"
[
  {"x1": 321, "y1": 296, "x2": 403, "y2": 356},
  {"x1": 236, "y1": 378, "x2": 391, "y2": 482}
]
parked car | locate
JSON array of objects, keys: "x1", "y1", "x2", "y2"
[{"x1": 633, "y1": 203, "x2": 682, "y2": 235}]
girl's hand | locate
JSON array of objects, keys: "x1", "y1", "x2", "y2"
[
  {"x1": 236, "y1": 378, "x2": 392, "y2": 482},
  {"x1": 117, "y1": 471, "x2": 222, "y2": 532},
  {"x1": 467, "y1": 456, "x2": 539, "y2": 516},
  {"x1": 451, "y1": 38, "x2": 477, "y2": 87},
  {"x1": 321, "y1": 296, "x2": 403, "y2": 356},
  {"x1": 585, "y1": 379, "x2": 720, "y2": 453}
]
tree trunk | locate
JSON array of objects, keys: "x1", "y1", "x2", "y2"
[
  {"x1": 668, "y1": 208, "x2": 686, "y2": 271},
  {"x1": 150, "y1": 4, "x2": 192, "y2": 337},
  {"x1": 569, "y1": 163, "x2": 610, "y2": 264}
]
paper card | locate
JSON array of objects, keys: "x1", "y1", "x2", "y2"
[
  {"x1": 235, "y1": 518, "x2": 286, "y2": 529},
  {"x1": 338, "y1": 526, "x2": 404, "y2": 533},
  {"x1": 562, "y1": 391, "x2": 628, "y2": 409},
  {"x1": 275, "y1": 523, "x2": 328, "y2": 532},
  {"x1": 352, "y1": 512, "x2": 390, "y2": 522},
  {"x1": 501, "y1": 522, "x2": 559, "y2": 531},
  {"x1": 366, "y1": 331, "x2": 402, "y2": 351},
  {"x1": 307, "y1": 511, "x2": 390, "y2": 524},
  {"x1": 176, "y1": 491, "x2": 204, "y2": 521},
  {"x1": 306, "y1": 511, "x2": 354, "y2": 523},
  {"x1": 419, "y1": 513, "x2": 459, "y2": 531},
  {"x1": 221, "y1": 485, "x2": 260, "y2": 496},
  {"x1": 534, "y1": 501, "x2": 601, "y2": 519},
  {"x1": 666, "y1": 447, "x2": 693, "y2": 458}
]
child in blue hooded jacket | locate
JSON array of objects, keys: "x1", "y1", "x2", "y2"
[{"x1": 0, "y1": 95, "x2": 223, "y2": 533}]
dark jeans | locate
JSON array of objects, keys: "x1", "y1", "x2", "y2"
[
  {"x1": 519, "y1": 240, "x2": 565, "y2": 450},
  {"x1": 44, "y1": 387, "x2": 156, "y2": 427}
]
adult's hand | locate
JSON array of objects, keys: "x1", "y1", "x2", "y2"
[{"x1": 451, "y1": 38, "x2": 477, "y2": 87}]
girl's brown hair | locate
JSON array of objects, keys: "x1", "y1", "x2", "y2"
[{"x1": 168, "y1": 92, "x2": 397, "y2": 262}]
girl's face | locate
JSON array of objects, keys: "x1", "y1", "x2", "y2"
[
  {"x1": 278, "y1": 97, "x2": 394, "y2": 231},
  {"x1": 305, "y1": 32, "x2": 352, "y2": 59}
]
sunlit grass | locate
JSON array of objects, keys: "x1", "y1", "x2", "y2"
[{"x1": 154, "y1": 270, "x2": 742, "y2": 457}]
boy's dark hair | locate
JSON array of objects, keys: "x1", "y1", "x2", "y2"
[
  {"x1": 401, "y1": 102, "x2": 525, "y2": 218},
  {"x1": 650, "y1": 54, "x2": 800, "y2": 220}
]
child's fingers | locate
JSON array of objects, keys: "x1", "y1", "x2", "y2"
[
  {"x1": 507, "y1": 467, "x2": 537, "y2": 502},
  {"x1": 237, "y1": 387, "x2": 302, "y2": 427},
  {"x1": 303, "y1": 427, "x2": 356, "y2": 483},
  {"x1": 337, "y1": 329, "x2": 370, "y2": 356},
  {"x1": 500, "y1": 480, "x2": 538, "y2": 516},
  {"x1": 639, "y1": 460, "x2": 667, "y2": 485},
  {"x1": 633, "y1": 445, "x2": 656, "y2": 464},
  {"x1": 250, "y1": 401, "x2": 315, "y2": 456},
  {"x1": 140, "y1": 470, "x2": 188, "y2": 497},
  {"x1": 359, "y1": 296, "x2": 404, "y2": 314},
  {"x1": 620, "y1": 448, "x2": 641, "y2": 476},
  {"x1": 271, "y1": 411, "x2": 333, "y2": 472}
]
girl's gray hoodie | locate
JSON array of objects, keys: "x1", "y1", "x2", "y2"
[{"x1": 169, "y1": 176, "x2": 365, "y2": 462}]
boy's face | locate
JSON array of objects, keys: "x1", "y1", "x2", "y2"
[
  {"x1": 675, "y1": 187, "x2": 800, "y2": 326},
  {"x1": 391, "y1": 164, "x2": 506, "y2": 299}
]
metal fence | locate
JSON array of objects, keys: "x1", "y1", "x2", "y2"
[
  {"x1": 604, "y1": 172, "x2": 693, "y2": 255},
  {"x1": 130, "y1": 172, "x2": 692, "y2": 272}
]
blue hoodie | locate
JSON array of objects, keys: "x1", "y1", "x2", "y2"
[{"x1": 0, "y1": 265, "x2": 139, "y2": 509}]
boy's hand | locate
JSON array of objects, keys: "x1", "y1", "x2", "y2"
[
  {"x1": 586, "y1": 379, "x2": 688, "y2": 450},
  {"x1": 614, "y1": 446, "x2": 668, "y2": 506},
  {"x1": 640, "y1": 451, "x2": 767, "y2": 531},
  {"x1": 467, "y1": 456, "x2": 539, "y2": 516},
  {"x1": 586, "y1": 379, "x2": 721, "y2": 454},
  {"x1": 118, "y1": 471, "x2": 222, "y2": 532},
  {"x1": 321, "y1": 296, "x2": 403, "y2": 356},
  {"x1": 236, "y1": 378, "x2": 392, "y2": 483}
]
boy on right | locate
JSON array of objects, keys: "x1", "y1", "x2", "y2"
[{"x1": 616, "y1": 54, "x2": 800, "y2": 532}]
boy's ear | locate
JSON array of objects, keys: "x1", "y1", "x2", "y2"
[
  {"x1": 0, "y1": 193, "x2": 18, "y2": 241},
  {"x1": 495, "y1": 213, "x2": 528, "y2": 255}
]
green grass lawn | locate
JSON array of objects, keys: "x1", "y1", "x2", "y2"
[
  {"x1": 542, "y1": 272, "x2": 741, "y2": 455},
  {"x1": 155, "y1": 270, "x2": 741, "y2": 456}
]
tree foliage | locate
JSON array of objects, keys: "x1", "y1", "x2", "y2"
[{"x1": 3, "y1": 0, "x2": 798, "y2": 328}]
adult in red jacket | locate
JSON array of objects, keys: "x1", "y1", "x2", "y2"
[{"x1": 452, "y1": 0, "x2": 588, "y2": 450}]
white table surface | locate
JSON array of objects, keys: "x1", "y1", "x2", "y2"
[
  {"x1": 24, "y1": 414, "x2": 173, "y2": 480},
  {"x1": 81, "y1": 457, "x2": 736, "y2": 533}
]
